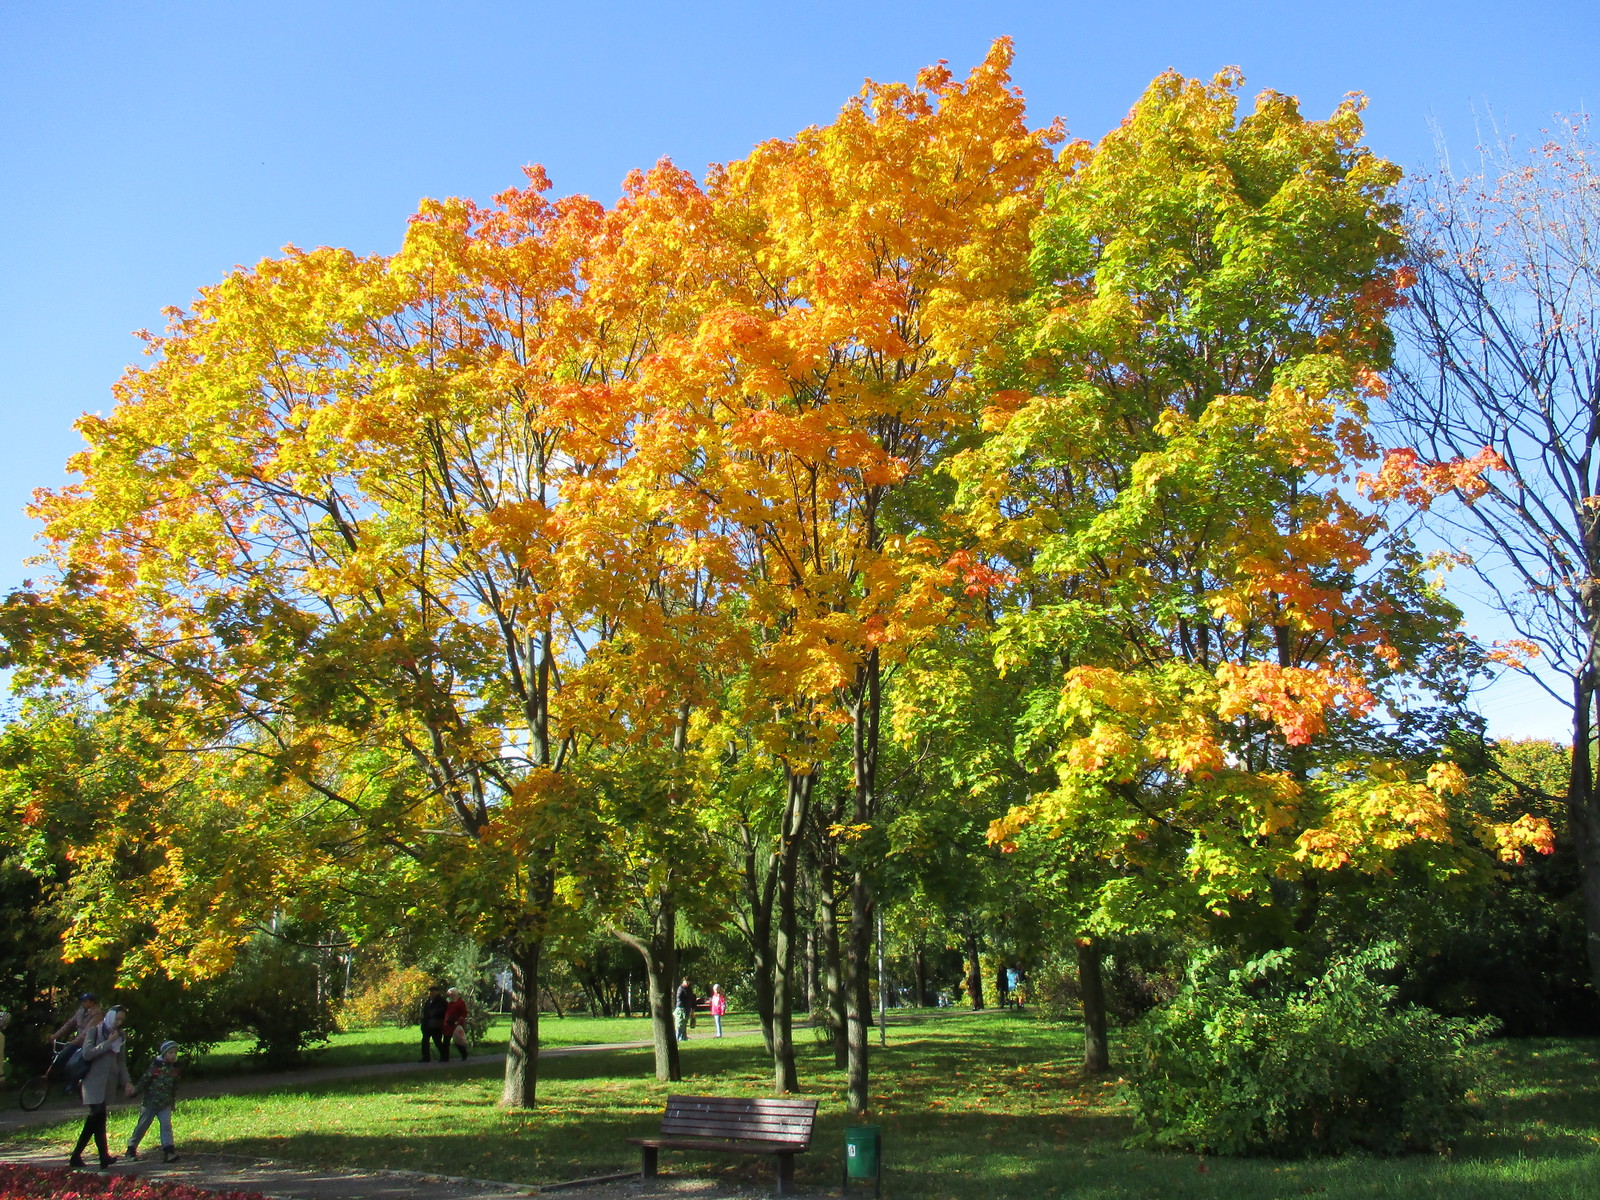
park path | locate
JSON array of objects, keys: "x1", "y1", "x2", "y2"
[
  {"x1": 0, "y1": 1028, "x2": 790, "y2": 1198},
  {"x1": 0, "y1": 1030, "x2": 775, "y2": 1136},
  {"x1": 0, "y1": 1143, "x2": 784, "y2": 1200},
  {"x1": 0, "y1": 1013, "x2": 977, "y2": 1196}
]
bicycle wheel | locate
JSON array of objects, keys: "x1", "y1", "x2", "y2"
[{"x1": 19, "y1": 1073, "x2": 50, "y2": 1111}]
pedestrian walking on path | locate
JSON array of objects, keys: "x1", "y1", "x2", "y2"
[
  {"x1": 69, "y1": 1005, "x2": 133, "y2": 1170},
  {"x1": 419, "y1": 986, "x2": 448, "y2": 1062},
  {"x1": 709, "y1": 984, "x2": 727, "y2": 1037},
  {"x1": 442, "y1": 988, "x2": 469, "y2": 1062},
  {"x1": 125, "y1": 1039, "x2": 182, "y2": 1163},
  {"x1": 674, "y1": 979, "x2": 695, "y2": 1043}
]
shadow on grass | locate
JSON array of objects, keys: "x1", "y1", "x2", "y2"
[{"x1": 14, "y1": 1023, "x2": 1597, "y2": 1200}]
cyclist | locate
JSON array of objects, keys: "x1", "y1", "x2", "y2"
[
  {"x1": 52, "y1": 993, "x2": 102, "y2": 1049},
  {"x1": 49, "y1": 993, "x2": 102, "y2": 1092}
]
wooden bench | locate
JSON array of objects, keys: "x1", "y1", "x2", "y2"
[{"x1": 627, "y1": 1094, "x2": 817, "y2": 1195}]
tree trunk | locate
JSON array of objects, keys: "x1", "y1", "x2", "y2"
[
  {"x1": 818, "y1": 844, "x2": 847, "y2": 1068},
  {"x1": 845, "y1": 873, "x2": 872, "y2": 1113},
  {"x1": 996, "y1": 961, "x2": 1009, "y2": 1009},
  {"x1": 1569, "y1": 666, "x2": 1600, "y2": 996},
  {"x1": 844, "y1": 648, "x2": 881, "y2": 1115},
  {"x1": 964, "y1": 926, "x2": 985, "y2": 1010},
  {"x1": 612, "y1": 893, "x2": 682, "y2": 1083},
  {"x1": 913, "y1": 943, "x2": 927, "y2": 1007},
  {"x1": 771, "y1": 768, "x2": 814, "y2": 1094},
  {"x1": 500, "y1": 936, "x2": 541, "y2": 1108},
  {"x1": 1077, "y1": 936, "x2": 1110, "y2": 1075},
  {"x1": 738, "y1": 827, "x2": 777, "y2": 1055},
  {"x1": 804, "y1": 916, "x2": 818, "y2": 1013}
]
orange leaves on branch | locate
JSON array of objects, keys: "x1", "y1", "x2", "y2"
[
  {"x1": 1358, "y1": 445, "x2": 1509, "y2": 507},
  {"x1": 1215, "y1": 662, "x2": 1376, "y2": 746}
]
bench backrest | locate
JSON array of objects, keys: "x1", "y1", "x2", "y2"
[{"x1": 660, "y1": 1095, "x2": 818, "y2": 1147}]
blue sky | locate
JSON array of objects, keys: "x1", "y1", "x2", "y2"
[{"x1": 2, "y1": 0, "x2": 1595, "y2": 737}]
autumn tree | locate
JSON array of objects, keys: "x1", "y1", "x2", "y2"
[
  {"x1": 1384, "y1": 116, "x2": 1600, "y2": 994},
  {"x1": 959, "y1": 69, "x2": 1549, "y2": 1033},
  {"x1": 636, "y1": 37, "x2": 1059, "y2": 1109},
  {"x1": 12, "y1": 170, "x2": 673, "y2": 1107}
]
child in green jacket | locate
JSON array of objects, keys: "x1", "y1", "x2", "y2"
[{"x1": 127, "y1": 1041, "x2": 182, "y2": 1164}]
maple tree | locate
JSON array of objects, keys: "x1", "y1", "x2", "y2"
[
  {"x1": 12, "y1": 167, "x2": 680, "y2": 1107},
  {"x1": 625, "y1": 36, "x2": 1060, "y2": 1107},
  {"x1": 955, "y1": 68, "x2": 1550, "y2": 1038}
]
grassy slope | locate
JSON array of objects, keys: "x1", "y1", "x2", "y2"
[{"x1": 4, "y1": 1013, "x2": 1597, "y2": 1199}]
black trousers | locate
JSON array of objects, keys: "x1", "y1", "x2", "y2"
[
  {"x1": 73, "y1": 1103, "x2": 109, "y2": 1162},
  {"x1": 421, "y1": 1028, "x2": 446, "y2": 1061}
]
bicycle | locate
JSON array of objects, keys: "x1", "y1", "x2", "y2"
[{"x1": 18, "y1": 1040, "x2": 77, "y2": 1112}]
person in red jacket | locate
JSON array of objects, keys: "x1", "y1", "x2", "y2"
[{"x1": 441, "y1": 987, "x2": 470, "y2": 1062}]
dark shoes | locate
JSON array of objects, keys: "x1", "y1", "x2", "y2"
[
  {"x1": 68, "y1": 1157, "x2": 87, "y2": 1170},
  {"x1": 162, "y1": 1147, "x2": 180, "y2": 1163},
  {"x1": 126, "y1": 1149, "x2": 140, "y2": 1161},
  {"x1": 98, "y1": 1156, "x2": 120, "y2": 1170}
]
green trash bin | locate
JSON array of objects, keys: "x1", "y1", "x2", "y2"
[{"x1": 844, "y1": 1124, "x2": 881, "y2": 1195}]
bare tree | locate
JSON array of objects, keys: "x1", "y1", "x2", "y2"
[{"x1": 1386, "y1": 114, "x2": 1600, "y2": 991}]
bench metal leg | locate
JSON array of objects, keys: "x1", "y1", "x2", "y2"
[
  {"x1": 640, "y1": 1146, "x2": 658, "y2": 1178},
  {"x1": 776, "y1": 1151, "x2": 794, "y2": 1195}
]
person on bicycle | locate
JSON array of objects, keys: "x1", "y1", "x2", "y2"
[{"x1": 52, "y1": 994, "x2": 101, "y2": 1049}]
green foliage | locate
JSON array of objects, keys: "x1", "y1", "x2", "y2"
[
  {"x1": 216, "y1": 936, "x2": 335, "y2": 1069},
  {"x1": 1129, "y1": 944, "x2": 1490, "y2": 1156}
]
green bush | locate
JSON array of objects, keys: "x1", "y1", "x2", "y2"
[
  {"x1": 1128, "y1": 943, "x2": 1490, "y2": 1157},
  {"x1": 217, "y1": 937, "x2": 335, "y2": 1069}
]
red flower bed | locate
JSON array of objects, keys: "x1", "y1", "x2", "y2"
[{"x1": 0, "y1": 1163, "x2": 267, "y2": 1200}]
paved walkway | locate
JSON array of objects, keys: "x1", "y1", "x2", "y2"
[
  {"x1": 0, "y1": 1029, "x2": 794, "y2": 1197},
  {"x1": 0, "y1": 1015, "x2": 975, "y2": 1196},
  {"x1": 0, "y1": 1033, "x2": 769, "y2": 1137}
]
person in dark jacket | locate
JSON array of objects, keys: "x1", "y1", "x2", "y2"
[
  {"x1": 420, "y1": 985, "x2": 448, "y2": 1062},
  {"x1": 674, "y1": 979, "x2": 695, "y2": 1043}
]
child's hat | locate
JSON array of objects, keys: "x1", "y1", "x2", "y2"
[{"x1": 159, "y1": 1040, "x2": 179, "y2": 1054}]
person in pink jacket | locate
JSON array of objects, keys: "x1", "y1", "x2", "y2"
[{"x1": 709, "y1": 984, "x2": 727, "y2": 1037}]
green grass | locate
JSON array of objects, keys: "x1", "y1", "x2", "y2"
[
  {"x1": 6, "y1": 1012, "x2": 1599, "y2": 1198},
  {"x1": 188, "y1": 1011, "x2": 738, "y2": 1076}
]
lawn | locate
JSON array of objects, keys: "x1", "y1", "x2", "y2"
[
  {"x1": 5, "y1": 1012, "x2": 1598, "y2": 1199},
  {"x1": 186, "y1": 1011, "x2": 706, "y2": 1076}
]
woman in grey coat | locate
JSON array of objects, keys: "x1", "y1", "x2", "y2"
[{"x1": 70, "y1": 1005, "x2": 134, "y2": 1169}]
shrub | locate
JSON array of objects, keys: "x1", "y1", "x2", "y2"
[
  {"x1": 337, "y1": 965, "x2": 431, "y2": 1031},
  {"x1": 216, "y1": 937, "x2": 335, "y2": 1069},
  {"x1": 1128, "y1": 943, "x2": 1491, "y2": 1157}
]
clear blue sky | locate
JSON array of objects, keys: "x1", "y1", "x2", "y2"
[{"x1": 2, "y1": 0, "x2": 1594, "y2": 737}]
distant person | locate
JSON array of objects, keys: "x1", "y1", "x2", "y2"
[
  {"x1": 69, "y1": 1004, "x2": 133, "y2": 1170},
  {"x1": 420, "y1": 985, "x2": 448, "y2": 1062},
  {"x1": 442, "y1": 987, "x2": 470, "y2": 1062},
  {"x1": 675, "y1": 979, "x2": 695, "y2": 1043},
  {"x1": 709, "y1": 984, "x2": 727, "y2": 1037},
  {"x1": 126, "y1": 1040, "x2": 182, "y2": 1164},
  {"x1": 0, "y1": 1009, "x2": 10, "y2": 1084}
]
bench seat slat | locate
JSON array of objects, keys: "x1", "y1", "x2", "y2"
[
  {"x1": 657, "y1": 1123, "x2": 810, "y2": 1141},
  {"x1": 628, "y1": 1136, "x2": 808, "y2": 1155}
]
